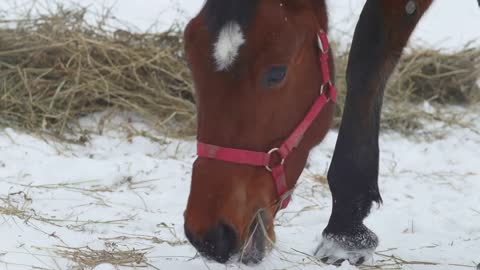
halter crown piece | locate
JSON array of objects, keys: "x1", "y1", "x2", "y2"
[{"x1": 197, "y1": 30, "x2": 337, "y2": 210}]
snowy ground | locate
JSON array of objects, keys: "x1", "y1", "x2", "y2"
[{"x1": 0, "y1": 111, "x2": 479, "y2": 270}]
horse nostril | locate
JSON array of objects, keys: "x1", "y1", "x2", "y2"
[{"x1": 185, "y1": 222, "x2": 239, "y2": 263}]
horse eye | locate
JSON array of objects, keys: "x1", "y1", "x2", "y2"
[{"x1": 262, "y1": 66, "x2": 288, "y2": 88}]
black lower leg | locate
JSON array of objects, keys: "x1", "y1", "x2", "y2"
[{"x1": 324, "y1": 0, "x2": 433, "y2": 246}]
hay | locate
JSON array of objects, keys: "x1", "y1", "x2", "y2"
[
  {"x1": 1, "y1": 6, "x2": 479, "y2": 138},
  {"x1": 331, "y1": 44, "x2": 480, "y2": 133},
  {"x1": 50, "y1": 244, "x2": 150, "y2": 269},
  {"x1": 0, "y1": 6, "x2": 195, "y2": 138},
  {"x1": 391, "y1": 48, "x2": 480, "y2": 104}
]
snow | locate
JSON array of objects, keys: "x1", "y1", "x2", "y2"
[
  {"x1": 314, "y1": 234, "x2": 376, "y2": 265},
  {"x1": 93, "y1": 264, "x2": 116, "y2": 270},
  {"x1": 1, "y1": 112, "x2": 479, "y2": 270},
  {"x1": 0, "y1": 0, "x2": 479, "y2": 269}
]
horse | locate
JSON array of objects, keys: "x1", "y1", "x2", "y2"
[{"x1": 183, "y1": 0, "x2": 436, "y2": 266}]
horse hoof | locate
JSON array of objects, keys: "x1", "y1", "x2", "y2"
[{"x1": 314, "y1": 225, "x2": 378, "y2": 266}]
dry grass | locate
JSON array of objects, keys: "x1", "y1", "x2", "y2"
[
  {"x1": 0, "y1": 6, "x2": 195, "y2": 139},
  {"x1": 50, "y1": 244, "x2": 150, "y2": 269},
  {"x1": 0, "y1": 6, "x2": 479, "y2": 139},
  {"x1": 0, "y1": 179, "x2": 189, "y2": 269},
  {"x1": 331, "y1": 44, "x2": 480, "y2": 133},
  {"x1": 0, "y1": 191, "x2": 64, "y2": 227},
  {"x1": 361, "y1": 252, "x2": 476, "y2": 270},
  {"x1": 0, "y1": 190, "x2": 132, "y2": 233}
]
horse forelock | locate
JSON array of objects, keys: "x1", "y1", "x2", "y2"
[{"x1": 204, "y1": 0, "x2": 258, "y2": 70}]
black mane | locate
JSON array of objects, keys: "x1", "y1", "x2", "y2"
[{"x1": 204, "y1": 0, "x2": 258, "y2": 38}]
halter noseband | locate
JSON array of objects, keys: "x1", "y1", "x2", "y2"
[{"x1": 196, "y1": 30, "x2": 337, "y2": 210}]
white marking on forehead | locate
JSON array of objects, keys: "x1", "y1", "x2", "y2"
[{"x1": 213, "y1": 22, "x2": 245, "y2": 71}]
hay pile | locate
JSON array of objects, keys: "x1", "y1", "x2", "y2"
[
  {"x1": 1, "y1": 7, "x2": 479, "y2": 138},
  {"x1": 0, "y1": 7, "x2": 195, "y2": 138},
  {"x1": 332, "y1": 46, "x2": 480, "y2": 132},
  {"x1": 392, "y1": 48, "x2": 480, "y2": 104}
]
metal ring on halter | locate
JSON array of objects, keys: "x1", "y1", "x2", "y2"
[
  {"x1": 319, "y1": 81, "x2": 333, "y2": 97},
  {"x1": 265, "y1": 148, "x2": 285, "y2": 172}
]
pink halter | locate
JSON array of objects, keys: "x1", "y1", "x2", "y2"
[{"x1": 197, "y1": 31, "x2": 337, "y2": 210}]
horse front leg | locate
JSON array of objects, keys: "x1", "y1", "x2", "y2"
[{"x1": 315, "y1": 0, "x2": 434, "y2": 266}]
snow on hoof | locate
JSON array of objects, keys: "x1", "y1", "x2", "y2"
[{"x1": 314, "y1": 228, "x2": 378, "y2": 266}]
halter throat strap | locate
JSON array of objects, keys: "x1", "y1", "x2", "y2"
[{"x1": 196, "y1": 30, "x2": 337, "y2": 210}]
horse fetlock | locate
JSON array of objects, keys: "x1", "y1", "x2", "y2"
[{"x1": 315, "y1": 224, "x2": 378, "y2": 266}]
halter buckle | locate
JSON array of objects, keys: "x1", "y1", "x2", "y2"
[{"x1": 265, "y1": 148, "x2": 285, "y2": 172}]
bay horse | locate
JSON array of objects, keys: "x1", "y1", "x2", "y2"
[{"x1": 183, "y1": 0, "x2": 438, "y2": 266}]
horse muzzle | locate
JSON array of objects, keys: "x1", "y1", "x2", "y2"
[
  {"x1": 184, "y1": 221, "x2": 240, "y2": 263},
  {"x1": 184, "y1": 209, "x2": 272, "y2": 264}
]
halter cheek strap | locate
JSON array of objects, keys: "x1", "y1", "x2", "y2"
[{"x1": 196, "y1": 30, "x2": 336, "y2": 210}]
